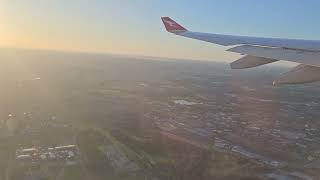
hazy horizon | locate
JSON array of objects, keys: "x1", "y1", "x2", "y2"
[
  {"x1": 0, "y1": 46, "x2": 298, "y2": 68},
  {"x1": 2, "y1": 0, "x2": 320, "y2": 62}
]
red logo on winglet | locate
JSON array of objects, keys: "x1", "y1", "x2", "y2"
[{"x1": 161, "y1": 17, "x2": 187, "y2": 33}]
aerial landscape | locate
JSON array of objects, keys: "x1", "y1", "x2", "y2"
[
  {"x1": 0, "y1": 48, "x2": 319, "y2": 180},
  {"x1": 2, "y1": 1, "x2": 320, "y2": 180}
]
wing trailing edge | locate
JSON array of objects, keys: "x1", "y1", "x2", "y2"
[
  {"x1": 230, "y1": 56, "x2": 278, "y2": 69},
  {"x1": 228, "y1": 45, "x2": 320, "y2": 67}
]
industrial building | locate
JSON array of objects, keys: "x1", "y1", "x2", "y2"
[{"x1": 16, "y1": 145, "x2": 79, "y2": 166}]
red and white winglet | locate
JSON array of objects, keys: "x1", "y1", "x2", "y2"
[{"x1": 161, "y1": 17, "x2": 187, "y2": 34}]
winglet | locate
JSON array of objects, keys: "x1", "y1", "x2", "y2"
[{"x1": 161, "y1": 17, "x2": 187, "y2": 33}]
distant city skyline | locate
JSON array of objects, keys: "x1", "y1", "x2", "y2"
[{"x1": 1, "y1": 0, "x2": 320, "y2": 63}]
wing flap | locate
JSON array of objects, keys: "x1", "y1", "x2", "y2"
[
  {"x1": 230, "y1": 55, "x2": 278, "y2": 69},
  {"x1": 228, "y1": 45, "x2": 320, "y2": 67},
  {"x1": 273, "y1": 64, "x2": 320, "y2": 85}
]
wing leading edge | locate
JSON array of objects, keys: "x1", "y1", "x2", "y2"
[{"x1": 161, "y1": 17, "x2": 320, "y2": 85}]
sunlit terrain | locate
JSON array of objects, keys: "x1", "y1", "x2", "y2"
[{"x1": 0, "y1": 48, "x2": 319, "y2": 180}]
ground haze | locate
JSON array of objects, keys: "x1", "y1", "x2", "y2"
[{"x1": 0, "y1": 48, "x2": 319, "y2": 180}]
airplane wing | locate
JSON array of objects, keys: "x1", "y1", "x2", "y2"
[{"x1": 161, "y1": 17, "x2": 320, "y2": 85}]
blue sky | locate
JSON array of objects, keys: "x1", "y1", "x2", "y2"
[{"x1": 1, "y1": 0, "x2": 320, "y2": 62}]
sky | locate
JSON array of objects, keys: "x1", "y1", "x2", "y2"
[{"x1": 1, "y1": 0, "x2": 320, "y2": 62}]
